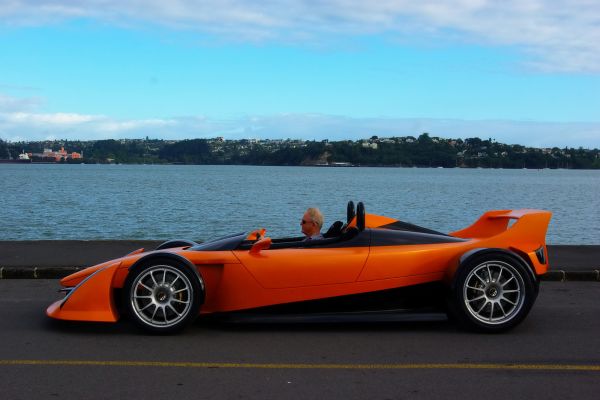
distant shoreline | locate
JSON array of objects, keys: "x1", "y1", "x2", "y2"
[
  {"x1": 2, "y1": 162, "x2": 599, "y2": 171},
  {"x1": 3, "y1": 135, "x2": 599, "y2": 169}
]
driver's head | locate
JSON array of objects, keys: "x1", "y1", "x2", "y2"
[{"x1": 301, "y1": 207, "x2": 323, "y2": 237}]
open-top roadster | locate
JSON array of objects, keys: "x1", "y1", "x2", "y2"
[{"x1": 47, "y1": 202, "x2": 551, "y2": 333}]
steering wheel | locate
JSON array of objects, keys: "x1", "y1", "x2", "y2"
[
  {"x1": 246, "y1": 228, "x2": 266, "y2": 241},
  {"x1": 256, "y1": 228, "x2": 266, "y2": 241}
]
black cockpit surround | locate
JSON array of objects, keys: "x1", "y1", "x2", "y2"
[
  {"x1": 188, "y1": 221, "x2": 462, "y2": 252},
  {"x1": 287, "y1": 228, "x2": 370, "y2": 249},
  {"x1": 188, "y1": 233, "x2": 247, "y2": 251},
  {"x1": 370, "y1": 228, "x2": 466, "y2": 246},
  {"x1": 379, "y1": 220, "x2": 449, "y2": 237}
]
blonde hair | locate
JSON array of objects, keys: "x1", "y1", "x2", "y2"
[{"x1": 306, "y1": 207, "x2": 324, "y2": 229}]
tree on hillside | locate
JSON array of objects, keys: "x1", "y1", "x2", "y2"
[
  {"x1": 159, "y1": 139, "x2": 212, "y2": 164},
  {"x1": 0, "y1": 139, "x2": 8, "y2": 158}
]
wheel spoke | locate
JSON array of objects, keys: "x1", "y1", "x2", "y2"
[
  {"x1": 468, "y1": 294, "x2": 486, "y2": 302},
  {"x1": 489, "y1": 302, "x2": 495, "y2": 321},
  {"x1": 162, "y1": 269, "x2": 167, "y2": 284},
  {"x1": 173, "y1": 287, "x2": 188, "y2": 294},
  {"x1": 172, "y1": 298, "x2": 190, "y2": 305},
  {"x1": 466, "y1": 285, "x2": 485, "y2": 291},
  {"x1": 139, "y1": 282, "x2": 153, "y2": 292},
  {"x1": 167, "y1": 304, "x2": 182, "y2": 317},
  {"x1": 139, "y1": 302, "x2": 154, "y2": 312},
  {"x1": 134, "y1": 295, "x2": 152, "y2": 299},
  {"x1": 502, "y1": 297, "x2": 517, "y2": 306},
  {"x1": 476, "y1": 300, "x2": 489, "y2": 314},
  {"x1": 150, "y1": 271, "x2": 159, "y2": 286},
  {"x1": 473, "y1": 272, "x2": 487, "y2": 285},
  {"x1": 497, "y1": 301, "x2": 507, "y2": 317},
  {"x1": 497, "y1": 266, "x2": 504, "y2": 283},
  {"x1": 486, "y1": 264, "x2": 493, "y2": 282},
  {"x1": 150, "y1": 304, "x2": 159, "y2": 321},
  {"x1": 503, "y1": 289, "x2": 520, "y2": 293},
  {"x1": 501, "y1": 276, "x2": 515, "y2": 287}
]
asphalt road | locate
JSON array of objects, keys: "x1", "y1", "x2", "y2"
[{"x1": 1, "y1": 280, "x2": 599, "y2": 399}]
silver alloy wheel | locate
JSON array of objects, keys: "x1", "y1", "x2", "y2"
[
  {"x1": 463, "y1": 260, "x2": 525, "y2": 325},
  {"x1": 129, "y1": 265, "x2": 193, "y2": 328}
]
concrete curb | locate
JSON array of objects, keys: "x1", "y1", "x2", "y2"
[
  {"x1": 0, "y1": 266, "x2": 599, "y2": 281},
  {"x1": 0, "y1": 266, "x2": 83, "y2": 279},
  {"x1": 541, "y1": 269, "x2": 600, "y2": 282}
]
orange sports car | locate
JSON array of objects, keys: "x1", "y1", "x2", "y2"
[{"x1": 47, "y1": 202, "x2": 552, "y2": 334}]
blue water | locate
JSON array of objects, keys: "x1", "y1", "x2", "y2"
[{"x1": 1, "y1": 164, "x2": 599, "y2": 244}]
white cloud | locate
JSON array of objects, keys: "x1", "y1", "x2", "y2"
[
  {"x1": 0, "y1": 93, "x2": 42, "y2": 112},
  {"x1": 5, "y1": 112, "x2": 100, "y2": 124},
  {"x1": 1, "y1": 1, "x2": 600, "y2": 72},
  {"x1": 97, "y1": 118, "x2": 177, "y2": 133}
]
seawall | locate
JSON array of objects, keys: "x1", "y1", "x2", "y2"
[{"x1": 0, "y1": 241, "x2": 598, "y2": 281}]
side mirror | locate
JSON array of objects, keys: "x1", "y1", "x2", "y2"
[{"x1": 250, "y1": 237, "x2": 272, "y2": 254}]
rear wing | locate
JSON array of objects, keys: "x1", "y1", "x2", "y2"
[{"x1": 450, "y1": 209, "x2": 552, "y2": 244}]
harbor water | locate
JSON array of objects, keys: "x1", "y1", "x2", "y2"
[{"x1": 1, "y1": 164, "x2": 598, "y2": 244}]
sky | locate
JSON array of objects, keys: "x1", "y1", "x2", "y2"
[{"x1": 0, "y1": 1, "x2": 599, "y2": 148}]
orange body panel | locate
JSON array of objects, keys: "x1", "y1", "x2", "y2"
[
  {"x1": 347, "y1": 213, "x2": 397, "y2": 229},
  {"x1": 48, "y1": 262, "x2": 121, "y2": 322},
  {"x1": 233, "y1": 247, "x2": 369, "y2": 288},
  {"x1": 451, "y1": 209, "x2": 551, "y2": 243},
  {"x1": 47, "y1": 209, "x2": 552, "y2": 323},
  {"x1": 363, "y1": 214, "x2": 399, "y2": 228},
  {"x1": 61, "y1": 259, "x2": 118, "y2": 287},
  {"x1": 359, "y1": 242, "x2": 466, "y2": 282}
]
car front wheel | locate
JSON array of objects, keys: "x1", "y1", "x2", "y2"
[{"x1": 123, "y1": 260, "x2": 201, "y2": 334}]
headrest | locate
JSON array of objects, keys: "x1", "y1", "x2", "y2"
[
  {"x1": 347, "y1": 201, "x2": 355, "y2": 224},
  {"x1": 356, "y1": 202, "x2": 365, "y2": 231}
]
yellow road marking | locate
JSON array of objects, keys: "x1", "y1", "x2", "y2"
[{"x1": 1, "y1": 360, "x2": 599, "y2": 371}]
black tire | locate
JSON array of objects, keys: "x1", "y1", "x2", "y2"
[
  {"x1": 448, "y1": 252, "x2": 537, "y2": 333},
  {"x1": 123, "y1": 259, "x2": 202, "y2": 334}
]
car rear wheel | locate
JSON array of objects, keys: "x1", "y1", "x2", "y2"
[
  {"x1": 123, "y1": 260, "x2": 201, "y2": 334},
  {"x1": 449, "y1": 253, "x2": 537, "y2": 332}
]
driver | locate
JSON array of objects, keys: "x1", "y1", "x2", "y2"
[{"x1": 301, "y1": 207, "x2": 324, "y2": 241}]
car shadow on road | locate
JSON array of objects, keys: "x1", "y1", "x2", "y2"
[
  {"x1": 43, "y1": 317, "x2": 140, "y2": 335},
  {"x1": 195, "y1": 314, "x2": 457, "y2": 334},
  {"x1": 43, "y1": 314, "x2": 457, "y2": 336}
]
